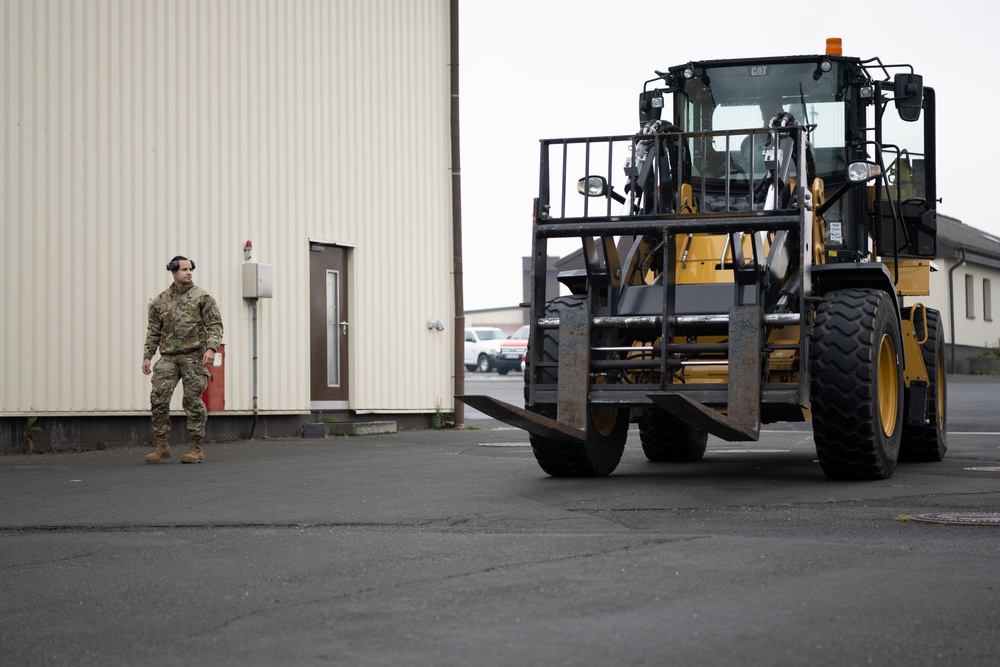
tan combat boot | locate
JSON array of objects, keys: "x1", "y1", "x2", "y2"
[
  {"x1": 181, "y1": 438, "x2": 204, "y2": 464},
  {"x1": 145, "y1": 437, "x2": 171, "y2": 463}
]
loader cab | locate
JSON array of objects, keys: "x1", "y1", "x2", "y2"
[
  {"x1": 642, "y1": 53, "x2": 936, "y2": 260},
  {"x1": 670, "y1": 59, "x2": 849, "y2": 186},
  {"x1": 876, "y1": 81, "x2": 936, "y2": 258}
]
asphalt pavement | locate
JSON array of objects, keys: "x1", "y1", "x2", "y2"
[{"x1": 2, "y1": 375, "x2": 999, "y2": 666}]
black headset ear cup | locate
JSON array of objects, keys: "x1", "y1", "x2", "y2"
[
  {"x1": 167, "y1": 260, "x2": 178, "y2": 271},
  {"x1": 190, "y1": 259, "x2": 196, "y2": 270}
]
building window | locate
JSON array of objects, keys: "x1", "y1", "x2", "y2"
[
  {"x1": 965, "y1": 274, "x2": 975, "y2": 319},
  {"x1": 985, "y1": 278, "x2": 993, "y2": 322},
  {"x1": 326, "y1": 270, "x2": 341, "y2": 387}
]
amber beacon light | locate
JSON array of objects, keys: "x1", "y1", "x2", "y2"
[{"x1": 826, "y1": 37, "x2": 843, "y2": 55}]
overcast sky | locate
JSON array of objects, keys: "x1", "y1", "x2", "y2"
[{"x1": 458, "y1": 0, "x2": 995, "y2": 310}]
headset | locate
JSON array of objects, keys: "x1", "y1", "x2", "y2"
[{"x1": 166, "y1": 255, "x2": 196, "y2": 272}]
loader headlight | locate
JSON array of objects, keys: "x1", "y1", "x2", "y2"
[
  {"x1": 847, "y1": 161, "x2": 882, "y2": 183},
  {"x1": 578, "y1": 175, "x2": 609, "y2": 197}
]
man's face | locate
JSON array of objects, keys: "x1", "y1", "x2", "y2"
[{"x1": 173, "y1": 260, "x2": 194, "y2": 286}]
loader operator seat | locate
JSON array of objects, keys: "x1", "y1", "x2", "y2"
[{"x1": 736, "y1": 133, "x2": 766, "y2": 180}]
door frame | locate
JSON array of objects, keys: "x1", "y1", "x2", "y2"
[{"x1": 309, "y1": 242, "x2": 351, "y2": 410}]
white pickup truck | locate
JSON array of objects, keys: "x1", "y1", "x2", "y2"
[{"x1": 464, "y1": 327, "x2": 506, "y2": 373}]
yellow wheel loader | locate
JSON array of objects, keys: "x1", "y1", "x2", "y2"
[{"x1": 460, "y1": 39, "x2": 945, "y2": 480}]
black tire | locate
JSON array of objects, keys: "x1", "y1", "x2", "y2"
[
  {"x1": 810, "y1": 289, "x2": 903, "y2": 480},
  {"x1": 465, "y1": 364, "x2": 476, "y2": 372},
  {"x1": 497, "y1": 365, "x2": 510, "y2": 376},
  {"x1": 477, "y1": 353, "x2": 492, "y2": 373},
  {"x1": 900, "y1": 307, "x2": 947, "y2": 462},
  {"x1": 638, "y1": 407, "x2": 708, "y2": 462},
  {"x1": 526, "y1": 296, "x2": 628, "y2": 477}
]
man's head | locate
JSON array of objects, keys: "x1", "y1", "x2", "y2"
[{"x1": 167, "y1": 255, "x2": 195, "y2": 287}]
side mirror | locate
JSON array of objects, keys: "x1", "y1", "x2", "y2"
[
  {"x1": 893, "y1": 73, "x2": 923, "y2": 122},
  {"x1": 639, "y1": 90, "x2": 664, "y2": 123}
]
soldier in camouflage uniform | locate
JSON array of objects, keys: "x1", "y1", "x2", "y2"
[{"x1": 141, "y1": 256, "x2": 224, "y2": 464}]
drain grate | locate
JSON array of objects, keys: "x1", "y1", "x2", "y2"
[{"x1": 905, "y1": 513, "x2": 1000, "y2": 526}]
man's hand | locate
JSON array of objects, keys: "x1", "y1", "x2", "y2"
[
  {"x1": 142, "y1": 359, "x2": 152, "y2": 376},
  {"x1": 202, "y1": 349, "x2": 216, "y2": 366}
]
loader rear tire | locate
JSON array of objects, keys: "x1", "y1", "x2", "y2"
[
  {"x1": 526, "y1": 296, "x2": 628, "y2": 477},
  {"x1": 810, "y1": 289, "x2": 903, "y2": 480},
  {"x1": 900, "y1": 308, "x2": 947, "y2": 462},
  {"x1": 638, "y1": 407, "x2": 708, "y2": 462}
]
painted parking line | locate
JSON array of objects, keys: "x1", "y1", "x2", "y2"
[
  {"x1": 905, "y1": 512, "x2": 1000, "y2": 526},
  {"x1": 710, "y1": 449, "x2": 792, "y2": 454}
]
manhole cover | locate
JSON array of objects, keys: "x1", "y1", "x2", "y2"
[
  {"x1": 905, "y1": 513, "x2": 1000, "y2": 526},
  {"x1": 963, "y1": 466, "x2": 1000, "y2": 473}
]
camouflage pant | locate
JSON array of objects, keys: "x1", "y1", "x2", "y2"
[{"x1": 150, "y1": 352, "x2": 210, "y2": 439}]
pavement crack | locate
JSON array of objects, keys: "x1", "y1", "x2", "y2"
[
  {"x1": 193, "y1": 535, "x2": 712, "y2": 636},
  {"x1": 0, "y1": 522, "x2": 421, "y2": 535}
]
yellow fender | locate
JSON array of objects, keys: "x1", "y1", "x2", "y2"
[{"x1": 901, "y1": 302, "x2": 930, "y2": 388}]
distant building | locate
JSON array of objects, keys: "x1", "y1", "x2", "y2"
[
  {"x1": 465, "y1": 256, "x2": 560, "y2": 334},
  {"x1": 926, "y1": 215, "x2": 1000, "y2": 372}
]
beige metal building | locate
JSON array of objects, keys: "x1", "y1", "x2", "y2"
[{"x1": 1, "y1": 0, "x2": 459, "y2": 451}]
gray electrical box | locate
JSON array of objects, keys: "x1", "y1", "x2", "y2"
[{"x1": 242, "y1": 263, "x2": 274, "y2": 299}]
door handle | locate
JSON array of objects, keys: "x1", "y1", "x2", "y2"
[{"x1": 339, "y1": 321, "x2": 349, "y2": 336}]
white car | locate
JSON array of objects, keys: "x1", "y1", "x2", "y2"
[
  {"x1": 464, "y1": 327, "x2": 506, "y2": 372},
  {"x1": 495, "y1": 325, "x2": 529, "y2": 375}
]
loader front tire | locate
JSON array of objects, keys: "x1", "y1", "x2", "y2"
[
  {"x1": 526, "y1": 296, "x2": 628, "y2": 477},
  {"x1": 529, "y1": 404, "x2": 630, "y2": 477},
  {"x1": 638, "y1": 407, "x2": 708, "y2": 462},
  {"x1": 810, "y1": 289, "x2": 903, "y2": 480},
  {"x1": 900, "y1": 308, "x2": 947, "y2": 462}
]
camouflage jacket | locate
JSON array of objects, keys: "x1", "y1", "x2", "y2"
[{"x1": 144, "y1": 283, "x2": 224, "y2": 359}]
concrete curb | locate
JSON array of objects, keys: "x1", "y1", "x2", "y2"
[{"x1": 302, "y1": 421, "x2": 398, "y2": 438}]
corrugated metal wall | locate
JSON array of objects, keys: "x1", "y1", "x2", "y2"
[{"x1": 0, "y1": 0, "x2": 455, "y2": 415}]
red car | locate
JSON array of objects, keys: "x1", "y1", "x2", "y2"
[{"x1": 495, "y1": 325, "x2": 529, "y2": 375}]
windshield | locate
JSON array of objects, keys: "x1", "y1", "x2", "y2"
[
  {"x1": 677, "y1": 61, "x2": 846, "y2": 180},
  {"x1": 476, "y1": 330, "x2": 505, "y2": 341}
]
